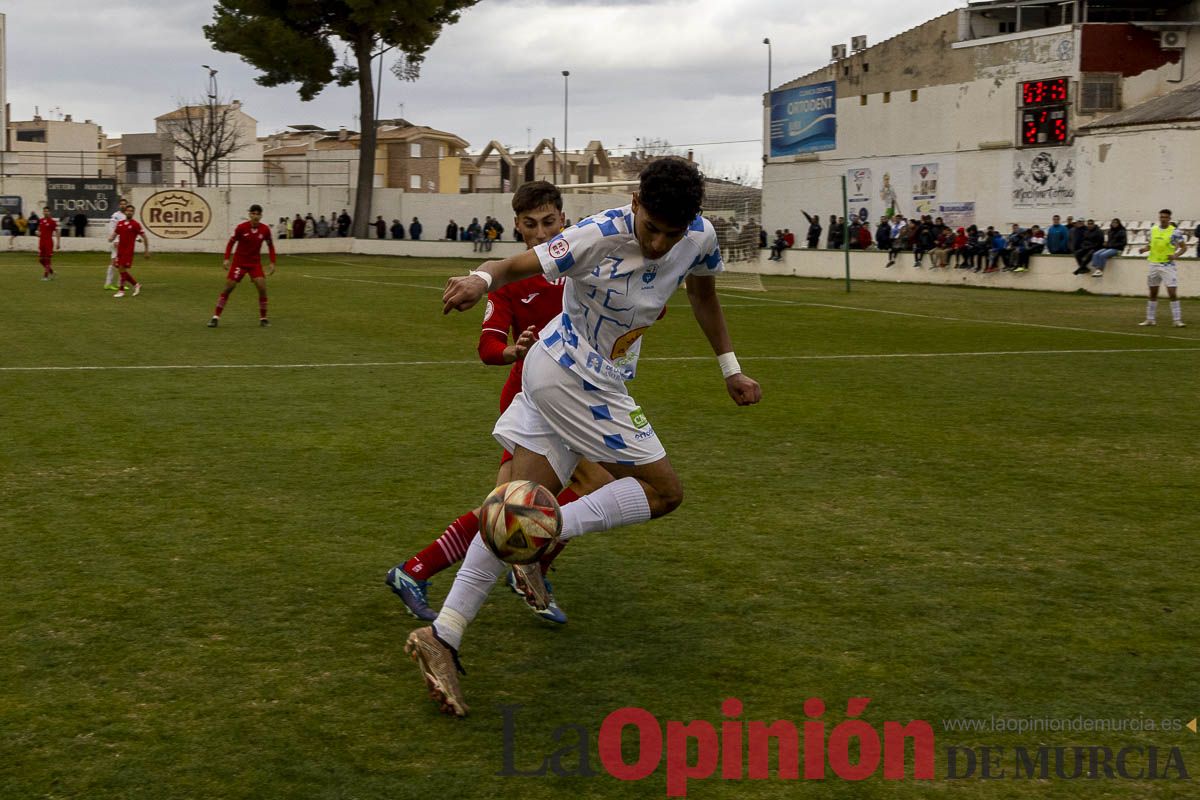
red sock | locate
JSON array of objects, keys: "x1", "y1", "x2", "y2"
[
  {"x1": 258, "y1": 295, "x2": 268, "y2": 319},
  {"x1": 214, "y1": 291, "x2": 230, "y2": 317},
  {"x1": 120, "y1": 270, "x2": 137, "y2": 288},
  {"x1": 403, "y1": 511, "x2": 479, "y2": 580}
]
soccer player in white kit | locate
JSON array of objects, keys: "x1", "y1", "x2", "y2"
[
  {"x1": 104, "y1": 199, "x2": 128, "y2": 290},
  {"x1": 405, "y1": 158, "x2": 762, "y2": 716}
]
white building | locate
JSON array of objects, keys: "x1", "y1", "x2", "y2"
[{"x1": 763, "y1": 0, "x2": 1200, "y2": 233}]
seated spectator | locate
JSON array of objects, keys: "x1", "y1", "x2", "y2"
[
  {"x1": 1005, "y1": 225, "x2": 1028, "y2": 272},
  {"x1": 1073, "y1": 219, "x2": 1105, "y2": 274},
  {"x1": 1089, "y1": 218, "x2": 1127, "y2": 276},
  {"x1": 930, "y1": 227, "x2": 952, "y2": 268},
  {"x1": 767, "y1": 230, "x2": 787, "y2": 261},
  {"x1": 951, "y1": 226, "x2": 969, "y2": 267},
  {"x1": 912, "y1": 221, "x2": 934, "y2": 267},
  {"x1": 1045, "y1": 214, "x2": 1069, "y2": 254},
  {"x1": 887, "y1": 220, "x2": 912, "y2": 267},
  {"x1": 782, "y1": 228, "x2": 795, "y2": 249}
]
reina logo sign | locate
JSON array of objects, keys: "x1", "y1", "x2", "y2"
[{"x1": 141, "y1": 191, "x2": 212, "y2": 239}]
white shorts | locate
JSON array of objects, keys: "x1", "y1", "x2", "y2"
[
  {"x1": 1148, "y1": 262, "x2": 1178, "y2": 288},
  {"x1": 110, "y1": 244, "x2": 118, "y2": 260},
  {"x1": 493, "y1": 343, "x2": 667, "y2": 486}
]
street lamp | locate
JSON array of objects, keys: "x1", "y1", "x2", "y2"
[
  {"x1": 562, "y1": 70, "x2": 570, "y2": 185},
  {"x1": 202, "y1": 65, "x2": 219, "y2": 186},
  {"x1": 762, "y1": 38, "x2": 772, "y2": 95}
]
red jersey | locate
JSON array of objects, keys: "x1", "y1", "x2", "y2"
[
  {"x1": 38, "y1": 217, "x2": 58, "y2": 242},
  {"x1": 479, "y1": 275, "x2": 566, "y2": 412},
  {"x1": 225, "y1": 221, "x2": 276, "y2": 267},
  {"x1": 114, "y1": 219, "x2": 144, "y2": 261}
]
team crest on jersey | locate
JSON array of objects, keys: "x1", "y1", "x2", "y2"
[
  {"x1": 548, "y1": 238, "x2": 570, "y2": 259},
  {"x1": 642, "y1": 264, "x2": 658, "y2": 285},
  {"x1": 586, "y1": 352, "x2": 604, "y2": 374},
  {"x1": 484, "y1": 299, "x2": 494, "y2": 322}
]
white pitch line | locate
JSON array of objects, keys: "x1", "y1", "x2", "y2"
[
  {"x1": 4, "y1": 347, "x2": 1198, "y2": 373},
  {"x1": 718, "y1": 292, "x2": 1198, "y2": 342},
  {"x1": 301, "y1": 273, "x2": 445, "y2": 291}
]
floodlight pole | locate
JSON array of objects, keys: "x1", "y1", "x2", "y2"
[
  {"x1": 763, "y1": 38, "x2": 772, "y2": 94},
  {"x1": 562, "y1": 70, "x2": 570, "y2": 185},
  {"x1": 842, "y1": 174, "x2": 851, "y2": 293}
]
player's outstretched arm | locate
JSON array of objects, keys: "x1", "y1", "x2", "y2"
[
  {"x1": 685, "y1": 274, "x2": 762, "y2": 407},
  {"x1": 442, "y1": 249, "x2": 542, "y2": 314}
]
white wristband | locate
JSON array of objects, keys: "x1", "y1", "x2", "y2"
[
  {"x1": 718, "y1": 352, "x2": 742, "y2": 379},
  {"x1": 468, "y1": 269, "x2": 493, "y2": 290}
]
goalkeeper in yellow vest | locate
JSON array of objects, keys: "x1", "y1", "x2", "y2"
[{"x1": 1137, "y1": 208, "x2": 1188, "y2": 327}]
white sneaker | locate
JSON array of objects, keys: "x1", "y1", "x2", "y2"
[
  {"x1": 113, "y1": 291, "x2": 126, "y2": 298},
  {"x1": 132, "y1": 283, "x2": 141, "y2": 297},
  {"x1": 1091, "y1": 270, "x2": 1104, "y2": 277},
  {"x1": 1137, "y1": 319, "x2": 1155, "y2": 326},
  {"x1": 1174, "y1": 321, "x2": 1186, "y2": 328}
]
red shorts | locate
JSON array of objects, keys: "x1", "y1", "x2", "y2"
[
  {"x1": 115, "y1": 252, "x2": 135, "y2": 268},
  {"x1": 228, "y1": 263, "x2": 266, "y2": 282}
]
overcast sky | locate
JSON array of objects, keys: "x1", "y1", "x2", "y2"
[{"x1": 1, "y1": 1, "x2": 962, "y2": 180}]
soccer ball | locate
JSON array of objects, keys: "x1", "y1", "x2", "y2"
[{"x1": 479, "y1": 480, "x2": 562, "y2": 564}]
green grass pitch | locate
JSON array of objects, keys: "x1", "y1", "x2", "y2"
[{"x1": 2, "y1": 250, "x2": 1198, "y2": 799}]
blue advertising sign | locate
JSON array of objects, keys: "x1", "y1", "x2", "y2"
[{"x1": 769, "y1": 81, "x2": 837, "y2": 157}]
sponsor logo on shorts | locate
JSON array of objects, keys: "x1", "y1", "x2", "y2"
[
  {"x1": 548, "y1": 238, "x2": 570, "y2": 259},
  {"x1": 630, "y1": 407, "x2": 649, "y2": 429},
  {"x1": 634, "y1": 427, "x2": 656, "y2": 441}
]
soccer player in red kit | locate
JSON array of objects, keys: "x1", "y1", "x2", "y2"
[
  {"x1": 37, "y1": 206, "x2": 61, "y2": 280},
  {"x1": 386, "y1": 182, "x2": 615, "y2": 625},
  {"x1": 208, "y1": 204, "x2": 276, "y2": 328},
  {"x1": 108, "y1": 206, "x2": 149, "y2": 297}
]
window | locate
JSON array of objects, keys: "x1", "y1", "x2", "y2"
[
  {"x1": 910, "y1": 89, "x2": 919, "y2": 102},
  {"x1": 863, "y1": 63, "x2": 870, "y2": 73},
  {"x1": 439, "y1": 145, "x2": 447, "y2": 159},
  {"x1": 410, "y1": 174, "x2": 421, "y2": 190},
  {"x1": 843, "y1": 66, "x2": 850, "y2": 76},
  {"x1": 1080, "y1": 75, "x2": 1120, "y2": 112},
  {"x1": 16, "y1": 129, "x2": 46, "y2": 143},
  {"x1": 883, "y1": 92, "x2": 891, "y2": 103},
  {"x1": 410, "y1": 142, "x2": 421, "y2": 158},
  {"x1": 999, "y1": 21, "x2": 1017, "y2": 34}
]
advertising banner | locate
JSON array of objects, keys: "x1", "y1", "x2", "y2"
[{"x1": 769, "y1": 81, "x2": 836, "y2": 157}]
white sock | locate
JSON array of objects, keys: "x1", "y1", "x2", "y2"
[
  {"x1": 433, "y1": 534, "x2": 506, "y2": 650},
  {"x1": 1171, "y1": 301, "x2": 1182, "y2": 322},
  {"x1": 560, "y1": 476, "x2": 652, "y2": 541},
  {"x1": 105, "y1": 265, "x2": 117, "y2": 285},
  {"x1": 1147, "y1": 300, "x2": 1157, "y2": 320}
]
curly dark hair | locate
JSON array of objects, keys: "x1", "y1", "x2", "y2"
[
  {"x1": 512, "y1": 180, "x2": 563, "y2": 215},
  {"x1": 637, "y1": 156, "x2": 704, "y2": 227}
]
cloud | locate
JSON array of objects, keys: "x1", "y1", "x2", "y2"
[{"x1": 2, "y1": 0, "x2": 962, "y2": 178}]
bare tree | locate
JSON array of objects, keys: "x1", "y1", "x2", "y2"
[{"x1": 160, "y1": 96, "x2": 245, "y2": 188}]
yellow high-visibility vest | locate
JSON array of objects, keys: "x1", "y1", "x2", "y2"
[{"x1": 1149, "y1": 224, "x2": 1177, "y2": 263}]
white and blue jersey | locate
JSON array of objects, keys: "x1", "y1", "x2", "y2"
[{"x1": 532, "y1": 204, "x2": 723, "y2": 389}]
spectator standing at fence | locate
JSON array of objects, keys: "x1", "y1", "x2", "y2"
[
  {"x1": 374, "y1": 215, "x2": 387, "y2": 239},
  {"x1": 801, "y1": 210, "x2": 822, "y2": 249},
  {"x1": 337, "y1": 210, "x2": 352, "y2": 237},
  {"x1": 316, "y1": 215, "x2": 331, "y2": 238},
  {"x1": 29, "y1": 212, "x2": 40, "y2": 236},
  {"x1": 14, "y1": 212, "x2": 28, "y2": 236},
  {"x1": 72, "y1": 212, "x2": 87, "y2": 238},
  {"x1": 392, "y1": 219, "x2": 406, "y2": 239},
  {"x1": 1137, "y1": 208, "x2": 1187, "y2": 327},
  {"x1": 446, "y1": 219, "x2": 459, "y2": 241},
  {"x1": 410, "y1": 217, "x2": 423, "y2": 241},
  {"x1": 825, "y1": 214, "x2": 840, "y2": 248},
  {"x1": 2, "y1": 213, "x2": 13, "y2": 245},
  {"x1": 875, "y1": 216, "x2": 893, "y2": 253},
  {"x1": 291, "y1": 214, "x2": 306, "y2": 240},
  {"x1": 1073, "y1": 219, "x2": 1104, "y2": 274},
  {"x1": 1089, "y1": 219, "x2": 1127, "y2": 277},
  {"x1": 276, "y1": 217, "x2": 289, "y2": 240},
  {"x1": 1045, "y1": 215, "x2": 1069, "y2": 254},
  {"x1": 304, "y1": 213, "x2": 317, "y2": 238}
]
